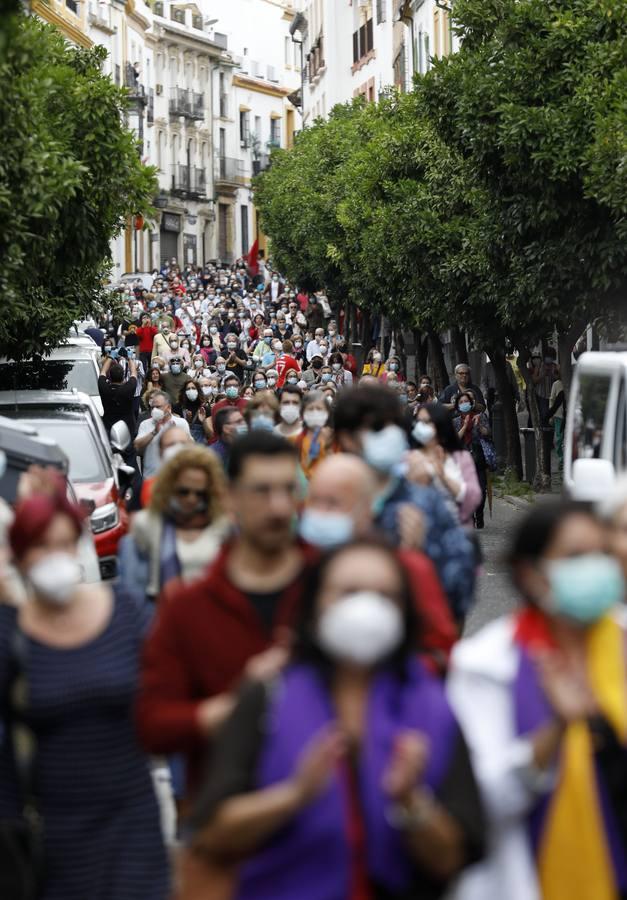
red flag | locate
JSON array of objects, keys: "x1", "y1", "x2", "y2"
[{"x1": 247, "y1": 238, "x2": 259, "y2": 276}]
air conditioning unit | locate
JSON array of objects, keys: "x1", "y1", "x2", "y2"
[{"x1": 156, "y1": 84, "x2": 163, "y2": 95}]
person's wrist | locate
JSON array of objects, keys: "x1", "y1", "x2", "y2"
[{"x1": 387, "y1": 787, "x2": 435, "y2": 831}]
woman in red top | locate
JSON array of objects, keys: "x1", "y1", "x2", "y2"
[{"x1": 136, "y1": 316, "x2": 158, "y2": 371}]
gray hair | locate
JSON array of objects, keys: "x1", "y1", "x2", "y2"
[{"x1": 149, "y1": 390, "x2": 171, "y2": 407}]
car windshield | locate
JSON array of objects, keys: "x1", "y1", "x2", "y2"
[
  {"x1": 0, "y1": 360, "x2": 98, "y2": 395},
  {"x1": 0, "y1": 410, "x2": 109, "y2": 482}
]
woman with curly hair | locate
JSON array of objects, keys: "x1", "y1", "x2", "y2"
[{"x1": 118, "y1": 446, "x2": 231, "y2": 603}]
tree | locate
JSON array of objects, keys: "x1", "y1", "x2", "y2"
[{"x1": 0, "y1": 15, "x2": 157, "y2": 360}]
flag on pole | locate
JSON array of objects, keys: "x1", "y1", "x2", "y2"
[{"x1": 247, "y1": 238, "x2": 259, "y2": 276}]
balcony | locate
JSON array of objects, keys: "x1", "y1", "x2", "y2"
[
  {"x1": 215, "y1": 156, "x2": 246, "y2": 187},
  {"x1": 252, "y1": 153, "x2": 270, "y2": 176},
  {"x1": 170, "y1": 165, "x2": 208, "y2": 199},
  {"x1": 169, "y1": 88, "x2": 205, "y2": 121},
  {"x1": 125, "y1": 63, "x2": 147, "y2": 106}
]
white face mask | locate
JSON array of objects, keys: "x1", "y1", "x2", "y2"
[
  {"x1": 28, "y1": 552, "x2": 82, "y2": 606},
  {"x1": 186, "y1": 388, "x2": 198, "y2": 402},
  {"x1": 317, "y1": 591, "x2": 403, "y2": 666},
  {"x1": 362, "y1": 425, "x2": 408, "y2": 473},
  {"x1": 151, "y1": 407, "x2": 166, "y2": 422},
  {"x1": 201, "y1": 385, "x2": 213, "y2": 396},
  {"x1": 412, "y1": 421, "x2": 436, "y2": 446},
  {"x1": 304, "y1": 409, "x2": 328, "y2": 429},
  {"x1": 280, "y1": 405, "x2": 301, "y2": 425},
  {"x1": 162, "y1": 442, "x2": 186, "y2": 463}
]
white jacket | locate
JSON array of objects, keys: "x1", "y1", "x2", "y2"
[{"x1": 447, "y1": 616, "x2": 546, "y2": 900}]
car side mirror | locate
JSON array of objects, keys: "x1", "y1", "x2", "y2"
[
  {"x1": 570, "y1": 458, "x2": 615, "y2": 502},
  {"x1": 110, "y1": 420, "x2": 131, "y2": 453}
]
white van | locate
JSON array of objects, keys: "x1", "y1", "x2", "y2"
[{"x1": 564, "y1": 352, "x2": 627, "y2": 501}]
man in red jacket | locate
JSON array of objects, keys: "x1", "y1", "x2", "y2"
[
  {"x1": 136, "y1": 432, "x2": 318, "y2": 794},
  {"x1": 136, "y1": 315, "x2": 158, "y2": 372},
  {"x1": 298, "y1": 453, "x2": 458, "y2": 671}
]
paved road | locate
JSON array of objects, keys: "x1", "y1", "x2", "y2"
[{"x1": 464, "y1": 497, "x2": 529, "y2": 636}]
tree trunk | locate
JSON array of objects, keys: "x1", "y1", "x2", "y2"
[
  {"x1": 451, "y1": 326, "x2": 469, "y2": 366},
  {"x1": 414, "y1": 330, "x2": 429, "y2": 380},
  {"x1": 557, "y1": 318, "x2": 587, "y2": 402},
  {"x1": 489, "y1": 346, "x2": 523, "y2": 479},
  {"x1": 427, "y1": 329, "x2": 449, "y2": 394},
  {"x1": 518, "y1": 346, "x2": 551, "y2": 492}
]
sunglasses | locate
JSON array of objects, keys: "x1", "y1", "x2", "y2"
[{"x1": 175, "y1": 487, "x2": 206, "y2": 500}]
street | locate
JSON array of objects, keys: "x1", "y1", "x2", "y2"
[{"x1": 465, "y1": 496, "x2": 527, "y2": 635}]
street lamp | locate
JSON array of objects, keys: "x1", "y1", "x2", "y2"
[{"x1": 289, "y1": 12, "x2": 308, "y2": 123}]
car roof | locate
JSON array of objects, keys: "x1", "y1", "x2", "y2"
[
  {"x1": 0, "y1": 346, "x2": 99, "y2": 362},
  {"x1": 0, "y1": 389, "x2": 96, "y2": 409}
]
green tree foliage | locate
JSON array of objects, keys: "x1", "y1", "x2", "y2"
[{"x1": 0, "y1": 15, "x2": 157, "y2": 359}]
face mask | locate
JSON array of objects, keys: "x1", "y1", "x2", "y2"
[
  {"x1": 251, "y1": 414, "x2": 275, "y2": 431},
  {"x1": 235, "y1": 423, "x2": 248, "y2": 435},
  {"x1": 287, "y1": 377, "x2": 299, "y2": 386},
  {"x1": 267, "y1": 378, "x2": 277, "y2": 387},
  {"x1": 194, "y1": 359, "x2": 204, "y2": 368},
  {"x1": 151, "y1": 407, "x2": 166, "y2": 422},
  {"x1": 202, "y1": 339, "x2": 211, "y2": 346},
  {"x1": 332, "y1": 363, "x2": 342, "y2": 371},
  {"x1": 412, "y1": 421, "x2": 436, "y2": 445},
  {"x1": 264, "y1": 335, "x2": 272, "y2": 344},
  {"x1": 217, "y1": 364, "x2": 226, "y2": 374},
  {"x1": 227, "y1": 343, "x2": 237, "y2": 351},
  {"x1": 169, "y1": 341, "x2": 179, "y2": 349},
  {"x1": 186, "y1": 388, "x2": 198, "y2": 402},
  {"x1": 363, "y1": 425, "x2": 408, "y2": 474},
  {"x1": 544, "y1": 554, "x2": 624, "y2": 624},
  {"x1": 304, "y1": 409, "x2": 328, "y2": 430},
  {"x1": 320, "y1": 373, "x2": 332, "y2": 384},
  {"x1": 294, "y1": 342, "x2": 303, "y2": 350},
  {"x1": 210, "y1": 326, "x2": 218, "y2": 334},
  {"x1": 458, "y1": 402, "x2": 472, "y2": 414},
  {"x1": 280, "y1": 405, "x2": 301, "y2": 425},
  {"x1": 317, "y1": 591, "x2": 403, "y2": 666},
  {"x1": 254, "y1": 380, "x2": 267, "y2": 390},
  {"x1": 28, "y1": 552, "x2": 82, "y2": 606},
  {"x1": 226, "y1": 386, "x2": 239, "y2": 400},
  {"x1": 319, "y1": 346, "x2": 328, "y2": 355},
  {"x1": 372, "y1": 353, "x2": 381, "y2": 363},
  {"x1": 170, "y1": 364, "x2": 181, "y2": 375},
  {"x1": 299, "y1": 508, "x2": 353, "y2": 549},
  {"x1": 201, "y1": 385, "x2": 213, "y2": 396}
]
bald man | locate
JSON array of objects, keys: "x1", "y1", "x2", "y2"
[
  {"x1": 139, "y1": 426, "x2": 194, "y2": 508},
  {"x1": 301, "y1": 454, "x2": 457, "y2": 669}
]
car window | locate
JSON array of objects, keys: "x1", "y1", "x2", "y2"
[
  {"x1": 572, "y1": 372, "x2": 613, "y2": 461},
  {"x1": 0, "y1": 361, "x2": 98, "y2": 395},
  {"x1": 0, "y1": 412, "x2": 109, "y2": 482}
]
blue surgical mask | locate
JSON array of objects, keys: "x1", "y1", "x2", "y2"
[
  {"x1": 362, "y1": 425, "x2": 408, "y2": 474},
  {"x1": 170, "y1": 364, "x2": 181, "y2": 375},
  {"x1": 545, "y1": 554, "x2": 625, "y2": 624},
  {"x1": 254, "y1": 380, "x2": 267, "y2": 390},
  {"x1": 458, "y1": 402, "x2": 472, "y2": 414},
  {"x1": 251, "y1": 414, "x2": 275, "y2": 431},
  {"x1": 321, "y1": 373, "x2": 332, "y2": 383},
  {"x1": 226, "y1": 386, "x2": 239, "y2": 400},
  {"x1": 389, "y1": 363, "x2": 399, "y2": 372},
  {"x1": 299, "y1": 508, "x2": 354, "y2": 549}
]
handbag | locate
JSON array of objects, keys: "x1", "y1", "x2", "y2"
[
  {"x1": 479, "y1": 437, "x2": 497, "y2": 472},
  {"x1": 0, "y1": 629, "x2": 45, "y2": 900}
]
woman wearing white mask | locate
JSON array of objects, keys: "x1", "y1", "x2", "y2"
[
  {"x1": 189, "y1": 539, "x2": 484, "y2": 899},
  {"x1": 2, "y1": 486, "x2": 169, "y2": 899},
  {"x1": 275, "y1": 385, "x2": 304, "y2": 442},
  {"x1": 297, "y1": 390, "x2": 334, "y2": 480}
]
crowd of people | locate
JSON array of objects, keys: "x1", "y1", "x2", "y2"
[{"x1": 0, "y1": 259, "x2": 625, "y2": 900}]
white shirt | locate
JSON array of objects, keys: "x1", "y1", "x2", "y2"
[{"x1": 136, "y1": 415, "x2": 190, "y2": 476}]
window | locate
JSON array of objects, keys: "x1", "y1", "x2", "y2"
[
  {"x1": 239, "y1": 110, "x2": 250, "y2": 146},
  {"x1": 270, "y1": 118, "x2": 280, "y2": 147},
  {"x1": 434, "y1": 9, "x2": 441, "y2": 58},
  {"x1": 424, "y1": 33, "x2": 430, "y2": 71},
  {"x1": 352, "y1": 17, "x2": 374, "y2": 65},
  {"x1": 240, "y1": 205, "x2": 249, "y2": 255},
  {"x1": 376, "y1": 0, "x2": 386, "y2": 24},
  {"x1": 442, "y1": 8, "x2": 452, "y2": 56},
  {"x1": 285, "y1": 36, "x2": 291, "y2": 66},
  {"x1": 572, "y1": 372, "x2": 613, "y2": 462}
]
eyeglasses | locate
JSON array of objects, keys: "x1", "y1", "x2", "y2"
[{"x1": 175, "y1": 487, "x2": 206, "y2": 500}]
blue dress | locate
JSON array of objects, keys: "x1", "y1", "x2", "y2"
[{"x1": 0, "y1": 589, "x2": 169, "y2": 900}]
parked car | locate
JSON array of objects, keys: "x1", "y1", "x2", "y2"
[
  {"x1": 0, "y1": 345, "x2": 104, "y2": 415},
  {"x1": 0, "y1": 392, "x2": 127, "y2": 579},
  {"x1": 0, "y1": 416, "x2": 101, "y2": 584},
  {"x1": 119, "y1": 271, "x2": 155, "y2": 291},
  {"x1": 565, "y1": 351, "x2": 627, "y2": 501}
]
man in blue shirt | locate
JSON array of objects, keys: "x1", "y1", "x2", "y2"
[{"x1": 333, "y1": 384, "x2": 476, "y2": 622}]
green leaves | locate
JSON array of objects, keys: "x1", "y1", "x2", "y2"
[{"x1": 0, "y1": 15, "x2": 158, "y2": 360}]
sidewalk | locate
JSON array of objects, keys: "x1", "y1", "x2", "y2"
[{"x1": 464, "y1": 496, "x2": 528, "y2": 636}]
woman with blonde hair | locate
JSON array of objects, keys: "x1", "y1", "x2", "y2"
[{"x1": 118, "y1": 446, "x2": 231, "y2": 603}]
